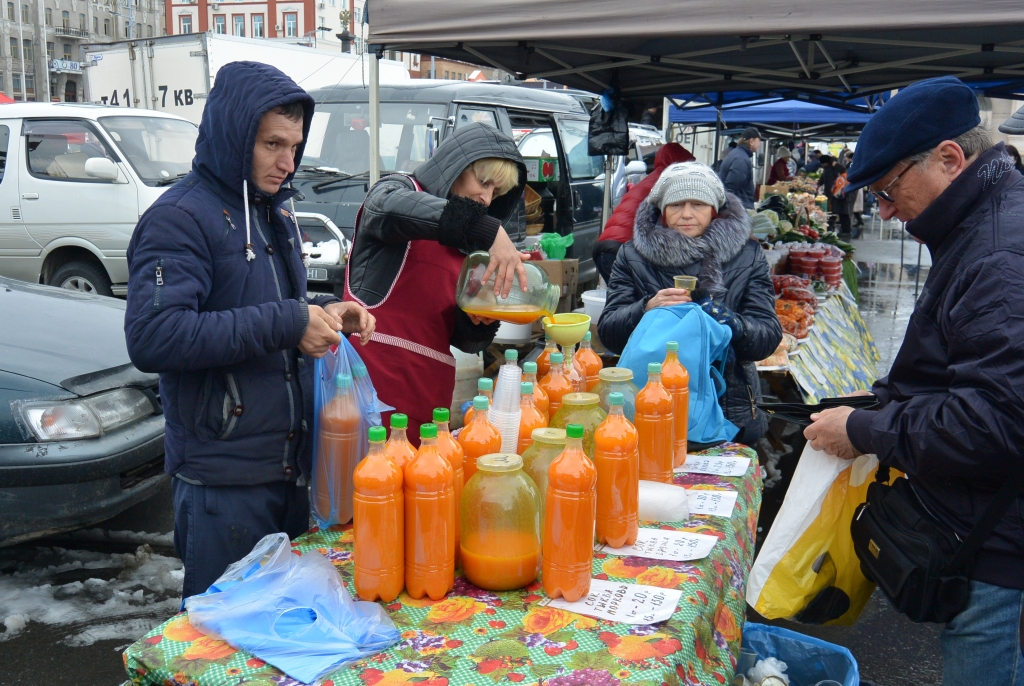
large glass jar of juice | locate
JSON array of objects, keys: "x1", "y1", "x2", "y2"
[
  {"x1": 456, "y1": 252, "x2": 560, "y2": 324},
  {"x1": 521, "y1": 427, "x2": 566, "y2": 524},
  {"x1": 594, "y1": 367, "x2": 640, "y2": 422},
  {"x1": 460, "y1": 453, "x2": 542, "y2": 591},
  {"x1": 549, "y1": 392, "x2": 606, "y2": 458}
]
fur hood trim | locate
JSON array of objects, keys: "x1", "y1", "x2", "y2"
[{"x1": 632, "y1": 193, "x2": 751, "y2": 269}]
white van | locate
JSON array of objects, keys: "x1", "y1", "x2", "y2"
[{"x1": 0, "y1": 103, "x2": 198, "y2": 296}]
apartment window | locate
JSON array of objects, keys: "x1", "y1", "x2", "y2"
[
  {"x1": 25, "y1": 73, "x2": 34, "y2": 97},
  {"x1": 44, "y1": 7, "x2": 51, "y2": 24},
  {"x1": 444, "y1": 70, "x2": 449, "y2": 79},
  {"x1": 179, "y1": 14, "x2": 191, "y2": 34},
  {"x1": 146, "y1": 24, "x2": 152, "y2": 37},
  {"x1": 63, "y1": 43, "x2": 71, "y2": 60},
  {"x1": 232, "y1": 14, "x2": 243, "y2": 36},
  {"x1": 80, "y1": 13, "x2": 85, "y2": 31},
  {"x1": 353, "y1": 7, "x2": 360, "y2": 23},
  {"x1": 61, "y1": 10, "x2": 69, "y2": 27},
  {"x1": 23, "y1": 39, "x2": 32, "y2": 61},
  {"x1": 103, "y1": 18, "x2": 110, "y2": 35},
  {"x1": 93, "y1": 16, "x2": 97, "y2": 33},
  {"x1": 213, "y1": 15, "x2": 224, "y2": 33},
  {"x1": 21, "y1": 4, "x2": 28, "y2": 23},
  {"x1": 284, "y1": 12, "x2": 297, "y2": 37},
  {"x1": 13, "y1": 74, "x2": 20, "y2": 97},
  {"x1": 6, "y1": 2, "x2": 11, "y2": 21},
  {"x1": 251, "y1": 14, "x2": 263, "y2": 38},
  {"x1": 318, "y1": 15, "x2": 324, "y2": 33},
  {"x1": 46, "y1": 42, "x2": 54, "y2": 60},
  {"x1": 9, "y1": 37, "x2": 17, "y2": 59}
]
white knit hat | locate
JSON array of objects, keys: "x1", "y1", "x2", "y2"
[{"x1": 648, "y1": 161, "x2": 727, "y2": 211}]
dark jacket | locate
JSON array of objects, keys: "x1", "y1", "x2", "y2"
[
  {"x1": 718, "y1": 144, "x2": 756, "y2": 209},
  {"x1": 768, "y1": 158, "x2": 793, "y2": 185},
  {"x1": 846, "y1": 144, "x2": 1024, "y2": 590},
  {"x1": 125, "y1": 62, "x2": 337, "y2": 487},
  {"x1": 598, "y1": 194, "x2": 782, "y2": 442},
  {"x1": 346, "y1": 123, "x2": 526, "y2": 354},
  {"x1": 820, "y1": 163, "x2": 850, "y2": 215}
]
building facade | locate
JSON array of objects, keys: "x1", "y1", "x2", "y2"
[{"x1": 166, "y1": 0, "x2": 315, "y2": 41}]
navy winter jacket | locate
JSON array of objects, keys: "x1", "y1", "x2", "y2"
[
  {"x1": 124, "y1": 62, "x2": 338, "y2": 487},
  {"x1": 717, "y1": 145, "x2": 756, "y2": 209}
]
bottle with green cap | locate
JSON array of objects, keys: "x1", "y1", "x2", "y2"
[
  {"x1": 385, "y1": 413, "x2": 416, "y2": 470},
  {"x1": 539, "y1": 352, "x2": 572, "y2": 416},
  {"x1": 543, "y1": 423, "x2": 597, "y2": 602},
  {"x1": 593, "y1": 392, "x2": 639, "y2": 548},
  {"x1": 312, "y1": 372, "x2": 361, "y2": 526},
  {"x1": 521, "y1": 361, "x2": 550, "y2": 420},
  {"x1": 404, "y1": 422, "x2": 455, "y2": 600},
  {"x1": 518, "y1": 381, "x2": 547, "y2": 454},
  {"x1": 353, "y1": 425, "x2": 404, "y2": 602},
  {"x1": 661, "y1": 341, "x2": 690, "y2": 468},
  {"x1": 458, "y1": 395, "x2": 501, "y2": 483},
  {"x1": 434, "y1": 407, "x2": 465, "y2": 566},
  {"x1": 464, "y1": 377, "x2": 494, "y2": 424},
  {"x1": 635, "y1": 362, "x2": 675, "y2": 483},
  {"x1": 574, "y1": 330, "x2": 603, "y2": 391}
]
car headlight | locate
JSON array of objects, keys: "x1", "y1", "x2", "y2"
[{"x1": 13, "y1": 388, "x2": 155, "y2": 442}]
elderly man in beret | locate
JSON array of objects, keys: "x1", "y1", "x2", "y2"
[{"x1": 804, "y1": 76, "x2": 1024, "y2": 683}]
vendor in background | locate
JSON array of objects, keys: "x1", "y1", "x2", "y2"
[
  {"x1": 767, "y1": 146, "x2": 794, "y2": 184},
  {"x1": 717, "y1": 127, "x2": 761, "y2": 209},
  {"x1": 819, "y1": 155, "x2": 853, "y2": 239},
  {"x1": 593, "y1": 142, "x2": 696, "y2": 284},
  {"x1": 598, "y1": 162, "x2": 781, "y2": 444},
  {"x1": 344, "y1": 122, "x2": 527, "y2": 437},
  {"x1": 801, "y1": 149, "x2": 822, "y2": 174}
]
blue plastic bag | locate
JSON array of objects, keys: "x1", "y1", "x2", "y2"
[
  {"x1": 185, "y1": 533, "x2": 400, "y2": 684},
  {"x1": 617, "y1": 303, "x2": 739, "y2": 444},
  {"x1": 741, "y1": 622, "x2": 860, "y2": 686}
]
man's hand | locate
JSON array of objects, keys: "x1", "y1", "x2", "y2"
[
  {"x1": 646, "y1": 288, "x2": 692, "y2": 311},
  {"x1": 804, "y1": 406, "x2": 861, "y2": 459},
  {"x1": 324, "y1": 301, "x2": 375, "y2": 346},
  {"x1": 299, "y1": 305, "x2": 341, "y2": 357},
  {"x1": 483, "y1": 226, "x2": 530, "y2": 299}
]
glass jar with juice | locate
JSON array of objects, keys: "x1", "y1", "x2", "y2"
[
  {"x1": 521, "y1": 427, "x2": 566, "y2": 525},
  {"x1": 550, "y1": 392, "x2": 606, "y2": 458},
  {"x1": 456, "y1": 251, "x2": 560, "y2": 324},
  {"x1": 594, "y1": 367, "x2": 640, "y2": 422}
]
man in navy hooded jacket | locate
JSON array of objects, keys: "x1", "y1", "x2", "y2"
[{"x1": 124, "y1": 62, "x2": 374, "y2": 597}]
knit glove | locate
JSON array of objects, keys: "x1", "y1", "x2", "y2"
[{"x1": 695, "y1": 295, "x2": 747, "y2": 339}]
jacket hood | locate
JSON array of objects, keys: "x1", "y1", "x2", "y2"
[
  {"x1": 653, "y1": 142, "x2": 695, "y2": 171},
  {"x1": 413, "y1": 122, "x2": 527, "y2": 225},
  {"x1": 193, "y1": 61, "x2": 315, "y2": 202}
]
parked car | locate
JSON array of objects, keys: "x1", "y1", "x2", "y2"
[
  {"x1": 0, "y1": 276, "x2": 165, "y2": 546},
  {"x1": 0, "y1": 103, "x2": 198, "y2": 297}
]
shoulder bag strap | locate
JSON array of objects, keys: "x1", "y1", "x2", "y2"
[{"x1": 946, "y1": 470, "x2": 1024, "y2": 573}]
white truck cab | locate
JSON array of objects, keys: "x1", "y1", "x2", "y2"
[{"x1": 0, "y1": 103, "x2": 197, "y2": 296}]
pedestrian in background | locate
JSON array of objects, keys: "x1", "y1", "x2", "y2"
[{"x1": 717, "y1": 128, "x2": 761, "y2": 208}]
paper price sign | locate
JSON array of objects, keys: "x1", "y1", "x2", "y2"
[
  {"x1": 687, "y1": 489, "x2": 738, "y2": 518},
  {"x1": 675, "y1": 455, "x2": 751, "y2": 477},
  {"x1": 542, "y1": 579, "x2": 682, "y2": 625},
  {"x1": 596, "y1": 528, "x2": 719, "y2": 562}
]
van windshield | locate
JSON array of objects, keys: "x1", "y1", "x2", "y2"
[
  {"x1": 99, "y1": 116, "x2": 199, "y2": 187},
  {"x1": 301, "y1": 102, "x2": 448, "y2": 175}
]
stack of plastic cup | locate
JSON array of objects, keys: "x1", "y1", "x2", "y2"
[{"x1": 490, "y1": 349, "x2": 523, "y2": 453}]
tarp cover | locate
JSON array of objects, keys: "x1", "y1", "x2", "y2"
[{"x1": 670, "y1": 100, "x2": 873, "y2": 125}]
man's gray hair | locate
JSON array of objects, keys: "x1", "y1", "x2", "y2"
[{"x1": 903, "y1": 124, "x2": 993, "y2": 165}]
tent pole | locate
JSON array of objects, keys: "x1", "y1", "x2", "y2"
[
  {"x1": 712, "y1": 113, "x2": 722, "y2": 168},
  {"x1": 370, "y1": 48, "x2": 381, "y2": 185},
  {"x1": 602, "y1": 155, "x2": 613, "y2": 230}
]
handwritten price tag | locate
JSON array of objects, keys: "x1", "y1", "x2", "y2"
[
  {"x1": 542, "y1": 579, "x2": 682, "y2": 625},
  {"x1": 596, "y1": 528, "x2": 719, "y2": 562},
  {"x1": 675, "y1": 455, "x2": 751, "y2": 477},
  {"x1": 687, "y1": 489, "x2": 738, "y2": 518}
]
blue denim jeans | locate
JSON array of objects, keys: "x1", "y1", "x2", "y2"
[{"x1": 941, "y1": 580, "x2": 1024, "y2": 686}]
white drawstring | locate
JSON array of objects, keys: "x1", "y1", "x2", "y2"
[
  {"x1": 243, "y1": 180, "x2": 255, "y2": 262},
  {"x1": 289, "y1": 195, "x2": 310, "y2": 268}
]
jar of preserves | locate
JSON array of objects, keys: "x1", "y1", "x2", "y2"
[
  {"x1": 593, "y1": 368, "x2": 640, "y2": 422},
  {"x1": 549, "y1": 392, "x2": 606, "y2": 458}
]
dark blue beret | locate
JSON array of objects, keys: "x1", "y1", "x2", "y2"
[{"x1": 846, "y1": 76, "x2": 980, "y2": 192}]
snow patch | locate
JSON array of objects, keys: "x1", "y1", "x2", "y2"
[{"x1": 66, "y1": 528, "x2": 175, "y2": 548}]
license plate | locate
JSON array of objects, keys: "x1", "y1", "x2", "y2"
[{"x1": 307, "y1": 268, "x2": 327, "y2": 281}]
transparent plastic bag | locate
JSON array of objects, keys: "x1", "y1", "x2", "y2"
[
  {"x1": 311, "y1": 338, "x2": 394, "y2": 527},
  {"x1": 185, "y1": 533, "x2": 400, "y2": 684}
]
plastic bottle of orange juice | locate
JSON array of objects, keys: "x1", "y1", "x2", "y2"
[
  {"x1": 353, "y1": 426, "x2": 404, "y2": 602},
  {"x1": 463, "y1": 377, "x2": 493, "y2": 425},
  {"x1": 404, "y1": 423, "x2": 455, "y2": 600},
  {"x1": 661, "y1": 341, "x2": 690, "y2": 468},
  {"x1": 539, "y1": 352, "x2": 573, "y2": 416},
  {"x1": 434, "y1": 407, "x2": 464, "y2": 565},
  {"x1": 574, "y1": 331, "x2": 603, "y2": 391},
  {"x1": 522, "y1": 361, "x2": 549, "y2": 422},
  {"x1": 458, "y1": 396, "x2": 502, "y2": 484},
  {"x1": 384, "y1": 413, "x2": 416, "y2": 470},
  {"x1": 313, "y1": 373, "x2": 362, "y2": 525},
  {"x1": 518, "y1": 382, "x2": 548, "y2": 454},
  {"x1": 543, "y1": 423, "x2": 597, "y2": 601},
  {"x1": 593, "y1": 392, "x2": 639, "y2": 548},
  {"x1": 535, "y1": 336, "x2": 559, "y2": 379},
  {"x1": 635, "y1": 363, "x2": 675, "y2": 483}
]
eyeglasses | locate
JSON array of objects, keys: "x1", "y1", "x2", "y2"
[{"x1": 870, "y1": 161, "x2": 917, "y2": 203}]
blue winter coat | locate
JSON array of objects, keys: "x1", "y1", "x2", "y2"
[
  {"x1": 717, "y1": 145, "x2": 756, "y2": 209},
  {"x1": 124, "y1": 62, "x2": 338, "y2": 486}
]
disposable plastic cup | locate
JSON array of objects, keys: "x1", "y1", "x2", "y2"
[
  {"x1": 673, "y1": 275, "x2": 697, "y2": 291},
  {"x1": 493, "y1": 368, "x2": 523, "y2": 413}
]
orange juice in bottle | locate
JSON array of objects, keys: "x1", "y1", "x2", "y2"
[
  {"x1": 635, "y1": 363, "x2": 675, "y2": 483},
  {"x1": 593, "y1": 392, "x2": 639, "y2": 548},
  {"x1": 458, "y1": 396, "x2": 502, "y2": 484},
  {"x1": 434, "y1": 407, "x2": 464, "y2": 566},
  {"x1": 535, "y1": 336, "x2": 559, "y2": 379},
  {"x1": 574, "y1": 331, "x2": 603, "y2": 391},
  {"x1": 542, "y1": 424, "x2": 597, "y2": 601},
  {"x1": 518, "y1": 382, "x2": 548, "y2": 454},
  {"x1": 662, "y1": 341, "x2": 690, "y2": 468},
  {"x1": 384, "y1": 413, "x2": 416, "y2": 470},
  {"x1": 463, "y1": 377, "x2": 493, "y2": 425},
  {"x1": 539, "y1": 352, "x2": 572, "y2": 416},
  {"x1": 313, "y1": 373, "x2": 362, "y2": 525},
  {"x1": 522, "y1": 361, "x2": 549, "y2": 421},
  {"x1": 404, "y1": 423, "x2": 455, "y2": 600},
  {"x1": 353, "y1": 426, "x2": 404, "y2": 602}
]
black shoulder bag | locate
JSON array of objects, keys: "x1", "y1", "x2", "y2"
[{"x1": 850, "y1": 466, "x2": 1024, "y2": 623}]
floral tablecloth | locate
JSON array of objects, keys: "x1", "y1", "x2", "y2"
[{"x1": 124, "y1": 443, "x2": 761, "y2": 686}]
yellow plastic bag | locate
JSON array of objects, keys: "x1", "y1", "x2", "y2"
[{"x1": 746, "y1": 445, "x2": 895, "y2": 625}]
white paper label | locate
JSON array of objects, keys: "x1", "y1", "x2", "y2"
[
  {"x1": 675, "y1": 455, "x2": 751, "y2": 477},
  {"x1": 687, "y1": 489, "x2": 738, "y2": 517},
  {"x1": 596, "y1": 528, "x2": 719, "y2": 562},
  {"x1": 543, "y1": 579, "x2": 682, "y2": 625}
]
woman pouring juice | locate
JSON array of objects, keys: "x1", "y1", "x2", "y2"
[{"x1": 344, "y1": 123, "x2": 529, "y2": 436}]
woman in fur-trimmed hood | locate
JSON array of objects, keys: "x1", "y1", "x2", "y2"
[{"x1": 598, "y1": 162, "x2": 782, "y2": 444}]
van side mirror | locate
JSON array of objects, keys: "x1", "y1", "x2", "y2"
[
  {"x1": 84, "y1": 157, "x2": 119, "y2": 181},
  {"x1": 624, "y1": 160, "x2": 647, "y2": 175}
]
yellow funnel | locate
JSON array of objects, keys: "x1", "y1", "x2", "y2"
[{"x1": 542, "y1": 313, "x2": 592, "y2": 347}]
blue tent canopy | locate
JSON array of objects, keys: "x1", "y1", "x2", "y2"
[{"x1": 670, "y1": 99, "x2": 874, "y2": 126}]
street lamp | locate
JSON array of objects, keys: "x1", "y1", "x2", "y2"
[{"x1": 335, "y1": 28, "x2": 352, "y2": 53}]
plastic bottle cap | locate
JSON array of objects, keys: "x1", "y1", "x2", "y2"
[
  {"x1": 566, "y1": 424, "x2": 585, "y2": 439},
  {"x1": 523, "y1": 361, "x2": 537, "y2": 373},
  {"x1": 531, "y1": 427, "x2": 567, "y2": 444},
  {"x1": 390, "y1": 413, "x2": 408, "y2": 429},
  {"x1": 599, "y1": 367, "x2": 634, "y2": 381},
  {"x1": 505, "y1": 349, "x2": 519, "y2": 362},
  {"x1": 666, "y1": 341, "x2": 679, "y2": 352},
  {"x1": 433, "y1": 407, "x2": 450, "y2": 423},
  {"x1": 368, "y1": 425, "x2": 386, "y2": 442},
  {"x1": 478, "y1": 377, "x2": 494, "y2": 391},
  {"x1": 551, "y1": 352, "x2": 564, "y2": 363},
  {"x1": 353, "y1": 363, "x2": 368, "y2": 378},
  {"x1": 562, "y1": 392, "x2": 600, "y2": 406},
  {"x1": 473, "y1": 396, "x2": 490, "y2": 410},
  {"x1": 521, "y1": 381, "x2": 534, "y2": 394},
  {"x1": 476, "y1": 453, "x2": 522, "y2": 472},
  {"x1": 335, "y1": 373, "x2": 352, "y2": 389},
  {"x1": 608, "y1": 392, "x2": 625, "y2": 406},
  {"x1": 648, "y1": 362, "x2": 663, "y2": 374},
  {"x1": 420, "y1": 423, "x2": 438, "y2": 439},
  {"x1": 584, "y1": 331, "x2": 592, "y2": 341}
]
